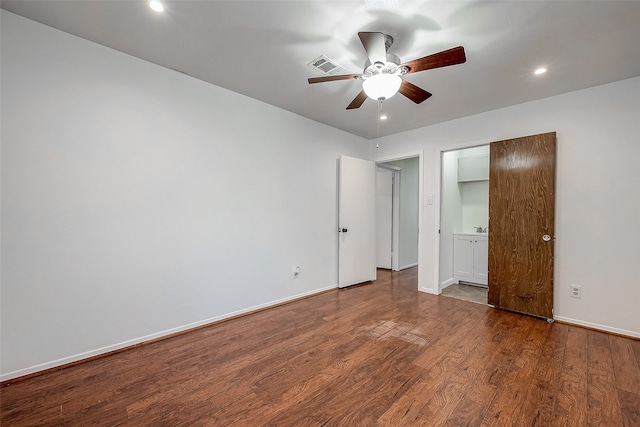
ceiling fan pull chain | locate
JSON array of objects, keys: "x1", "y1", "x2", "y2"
[{"x1": 376, "y1": 100, "x2": 382, "y2": 146}]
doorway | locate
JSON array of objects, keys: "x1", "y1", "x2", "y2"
[
  {"x1": 376, "y1": 164, "x2": 399, "y2": 270},
  {"x1": 437, "y1": 132, "x2": 557, "y2": 320},
  {"x1": 375, "y1": 153, "x2": 421, "y2": 285},
  {"x1": 337, "y1": 153, "x2": 421, "y2": 288},
  {"x1": 438, "y1": 145, "x2": 490, "y2": 304}
]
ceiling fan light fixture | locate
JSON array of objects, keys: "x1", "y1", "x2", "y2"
[
  {"x1": 149, "y1": 0, "x2": 164, "y2": 12},
  {"x1": 363, "y1": 74, "x2": 402, "y2": 100}
]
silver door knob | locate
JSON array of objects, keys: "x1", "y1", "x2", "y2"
[{"x1": 542, "y1": 234, "x2": 551, "y2": 242}]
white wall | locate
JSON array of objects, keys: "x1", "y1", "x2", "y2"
[
  {"x1": 371, "y1": 76, "x2": 640, "y2": 338},
  {"x1": 0, "y1": 11, "x2": 368, "y2": 380},
  {"x1": 388, "y1": 158, "x2": 419, "y2": 269},
  {"x1": 459, "y1": 146, "x2": 489, "y2": 233},
  {"x1": 461, "y1": 181, "x2": 489, "y2": 233}
]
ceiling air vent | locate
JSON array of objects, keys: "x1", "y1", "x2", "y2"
[{"x1": 308, "y1": 55, "x2": 344, "y2": 75}]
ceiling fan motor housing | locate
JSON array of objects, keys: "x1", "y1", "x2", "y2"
[{"x1": 363, "y1": 53, "x2": 403, "y2": 78}]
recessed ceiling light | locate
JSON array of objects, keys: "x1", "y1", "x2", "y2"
[
  {"x1": 380, "y1": 114, "x2": 388, "y2": 120},
  {"x1": 534, "y1": 67, "x2": 547, "y2": 75},
  {"x1": 149, "y1": 0, "x2": 164, "y2": 12}
]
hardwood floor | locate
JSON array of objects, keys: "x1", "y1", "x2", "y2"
[{"x1": 2, "y1": 267, "x2": 639, "y2": 426}]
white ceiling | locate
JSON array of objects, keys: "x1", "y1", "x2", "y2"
[{"x1": 3, "y1": 0, "x2": 640, "y2": 139}]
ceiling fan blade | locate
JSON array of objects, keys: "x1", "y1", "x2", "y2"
[
  {"x1": 346, "y1": 90, "x2": 368, "y2": 110},
  {"x1": 401, "y1": 46, "x2": 466, "y2": 74},
  {"x1": 399, "y1": 80, "x2": 432, "y2": 104},
  {"x1": 308, "y1": 74, "x2": 362, "y2": 84},
  {"x1": 358, "y1": 32, "x2": 387, "y2": 66}
]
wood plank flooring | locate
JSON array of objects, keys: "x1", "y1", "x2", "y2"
[{"x1": 1, "y1": 267, "x2": 639, "y2": 426}]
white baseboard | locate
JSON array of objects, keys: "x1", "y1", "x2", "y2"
[
  {"x1": 440, "y1": 278, "x2": 456, "y2": 290},
  {"x1": 553, "y1": 316, "x2": 640, "y2": 339},
  {"x1": 399, "y1": 262, "x2": 418, "y2": 270},
  {"x1": 9, "y1": 287, "x2": 636, "y2": 382},
  {"x1": 0, "y1": 285, "x2": 337, "y2": 382}
]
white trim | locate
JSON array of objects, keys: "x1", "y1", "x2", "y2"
[
  {"x1": 391, "y1": 169, "x2": 400, "y2": 271},
  {"x1": 438, "y1": 137, "x2": 499, "y2": 154},
  {"x1": 399, "y1": 262, "x2": 418, "y2": 270},
  {"x1": 433, "y1": 152, "x2": 443, "y2": 295},
  {"x1": 419, "y1": 285, "x2": 435, "y2": 294},
  {"x1": 0, "y1": 284, "x2": 337, "y2": 382},
  {"x1": 554, "y1": 316, "x2": 640, "y2": 339},
  {"x1": 440, "y1": 278, "x2": 457, "y2": 291},
  {"x1": 377, "y1": 163, "x2": 401, "y2": 171},
  {"x1": 417, "y1": 153, "x2": 424, "y2": 293},
  {"x1": 375, "y1": 151, "x2": 423, "y2": 164},
  {"x1": 375, "y1": 164, "x2": 400, "y2": 271}
]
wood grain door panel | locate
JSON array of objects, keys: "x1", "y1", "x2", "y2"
[{"x1": 488, "y1": 132, "x2": 556, "y2": 319}]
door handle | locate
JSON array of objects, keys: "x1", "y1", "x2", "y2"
[
  {"x1": 542, "y1": 234, "x2": 551, "y2": 242},
  {"x1": 338, "y1": 228, "x2": 348, "y2": 233}
]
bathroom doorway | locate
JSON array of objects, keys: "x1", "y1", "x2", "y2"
[{"x1": 438, "y1": 145, "x2": 489, "y2": 305}]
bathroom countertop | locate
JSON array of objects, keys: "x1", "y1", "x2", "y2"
[{"x1": 454, "y1": 232, "x2": 488, "y2": 236}]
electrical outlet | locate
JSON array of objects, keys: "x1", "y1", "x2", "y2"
[
  {"x1": 570, "y1": 284, "x2": 582, "y2": 299},
  {"x1": 293, "y1": 266, "x2": 301, "y2": 278}
]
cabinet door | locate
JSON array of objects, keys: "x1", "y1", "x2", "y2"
[
  {"x1": 458, "y1": 155, "x2": 489, "y2": 182},
  {"x1": 473, "y1": 236, "x2": 488, "y2": 284},
  {"x1": 453, "y1": 235, "x2": 474, "y2": 278}
]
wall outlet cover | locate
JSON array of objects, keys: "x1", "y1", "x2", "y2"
[{"x1": 570, "y1": 285, "x2": 582, "y2": 299}]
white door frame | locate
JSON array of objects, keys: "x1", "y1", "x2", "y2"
[
  {"x1": 374, "y1": 151, "x2": 423, "y2": 286},
  {"x1": 376, "y1": 163, "x2": 401, "y2": 271}
]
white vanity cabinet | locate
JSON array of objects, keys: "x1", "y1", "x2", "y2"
[{"x1": 453, "y1": 234, "x2": 488, "y2": 286}]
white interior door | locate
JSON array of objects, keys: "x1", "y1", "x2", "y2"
[
  {"x1": 339, "y1": 155, "x2": 377, "y2": 288},
  {"x1": 376, "y1": 167, "x2": 393, "y2": 269}
]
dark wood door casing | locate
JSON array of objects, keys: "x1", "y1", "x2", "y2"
[{"x1": 488, "y1": 132, "x2": 556, "y2": 319}]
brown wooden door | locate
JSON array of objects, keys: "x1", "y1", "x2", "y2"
[{"x1": 488, "y1": 132, "x2": 556, "y2": 319}]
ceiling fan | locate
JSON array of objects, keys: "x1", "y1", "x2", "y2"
[{"x1": 308, "y1": 32, "x2": 466, "y2": 110}]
